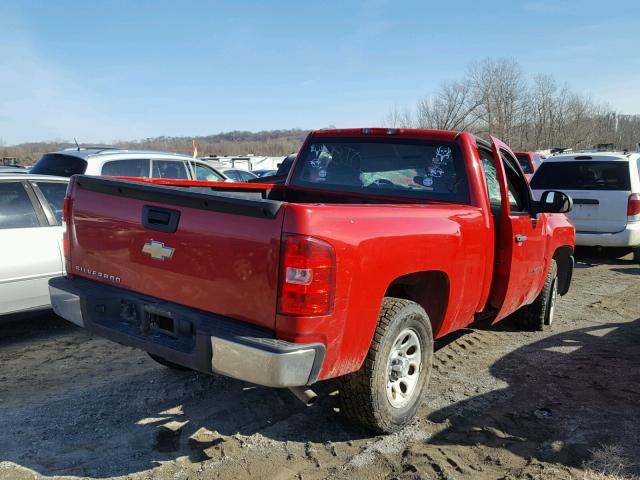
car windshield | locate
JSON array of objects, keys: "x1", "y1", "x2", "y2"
[
  {"x1": 530, "y1": 160, "x2": 631, "y2": 191},
  {"x1": 30, "y1": 154, "x2": 88, "y2": 177},
  {"x1": 515, "y1": 154, "x2": 533, "y2": 174},
  {"x1": 290, "y1": 138, "x2": 469, "y2": 203}
]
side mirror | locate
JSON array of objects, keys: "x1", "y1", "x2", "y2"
[{"x1": 537, "y1": 190, "x2": 572, "y2": 214}]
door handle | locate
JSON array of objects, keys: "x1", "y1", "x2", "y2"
[{"x1": 515, "y1": 234, "x2": 528, "y2": 244}]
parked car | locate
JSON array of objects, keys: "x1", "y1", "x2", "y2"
[
  {"x1": 30, "y1": 148, "x2": 227, "y2": 181},
  {"x1": 530, "y1": 152, "x2": 640, "y2": 261},
  {"x1": 0, "y1": 166, "x2": 30, "y2": 174},
  {"x1": 220, "y1": 168, "x2": 258, "y2": 182},
  {"x1": 49, "y1": 128, "x2": 574, "y2": 433},
  {"x1": 251, "y1": 169, "x2": 278, "y2": 178},
  {"x1": 514, "y1": 151, "x2": 544, "y2": 180},
  {"x1": 248, "y1": 153, "x2": 297, "y2": 184},
  {"x1": 1, "y1": 174, "x2": 68, "y2": 315}
]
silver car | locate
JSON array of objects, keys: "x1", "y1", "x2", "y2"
[
  {"x1": 30, "y1": 147, "x2": 228, "y2": 181},
  {"x1": 0, "y1": 174, "x2": 68, "y2": 315}
]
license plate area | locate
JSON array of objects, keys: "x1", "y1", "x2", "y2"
[
  {"x1": 145, "y1": 310, "x2": 176, "y2": 338},
  {"x1": 113, "y1": 299, "x2": 195, "y2": 344}
]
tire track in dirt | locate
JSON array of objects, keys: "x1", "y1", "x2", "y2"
[{"x1": 0, "y1": 254, "x2": 638, "y2": 479}]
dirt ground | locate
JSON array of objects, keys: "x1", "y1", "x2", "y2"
[{"x1": 1, "y1": 250, "x2": 639, "y2": 480}]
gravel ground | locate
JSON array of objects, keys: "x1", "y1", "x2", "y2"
[{"x1": 0, "y1": 250, "x2": 638, "y2": 480}]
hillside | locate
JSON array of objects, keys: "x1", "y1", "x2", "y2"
[{"x1": 1, "y1": 129, "x2": 309, "y2": 165}]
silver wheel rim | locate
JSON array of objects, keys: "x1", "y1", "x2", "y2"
[
  {"x1": 386, "y1": 328, "x2": 422, "y2": 409},
  {"x1": 548, "y1": 279, "x2": 558, "y2": 325}
]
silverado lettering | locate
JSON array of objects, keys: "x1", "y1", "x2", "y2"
[{"x1": 74, "y1": 266, "x2": 121, "y2": 283}]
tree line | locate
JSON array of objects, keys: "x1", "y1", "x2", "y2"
[
  {"x1": 1, "y1": 130, "x2": 307, "y2": 165},
  {"x1": 385, "y1": 57, "x2": 640, "y2": 151},
  {"x1": 4, "y1": 58, "x2": 640, "y2": 164}
]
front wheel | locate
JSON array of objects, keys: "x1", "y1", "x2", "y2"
[
  {"x1": 516, "y1": 260, "x2": 558, "y2": 331},
  {"x1": 339, "y1": 298, "x2": 433, "y2": 433}
]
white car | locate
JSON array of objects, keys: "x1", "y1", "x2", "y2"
[
  {"x1": 30, "y1": 147, "x2": 228, "y2": 181},
  {"x1": 0, "y1": 174, "x2": 68, "y2": 315},
  {"x1": 530, "y1": 152, "x2": 640, "y2": 261}
]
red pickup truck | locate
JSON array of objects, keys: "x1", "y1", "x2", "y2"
[
  {"x1": 50, "y1": 128, "x2": 575, "y2": 433},
  {"x1": 514, "y1": 151, "x2": 545, "y2": 181}
]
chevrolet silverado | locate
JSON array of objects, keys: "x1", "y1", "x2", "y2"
[{"x1": 49, "y1": 128, "x2": 575, "y2": 432}]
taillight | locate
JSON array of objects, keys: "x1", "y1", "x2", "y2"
[
  {"x1": 62, "y1": 197, "x2": 73, "y2": 272},
  {"x1": 278, "y1": 234, "x2": 335, "y2": 316},
  {"x1": 628, "y1": 193, "x2": 640, "y2": 217}
]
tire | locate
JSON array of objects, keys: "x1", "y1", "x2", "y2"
[
  {"x1": 517, "y1": 260, "x2": 558, "y2": 331},
  {"x1": 148, "y1": 353, "x2": 192, "y2": 371},
  {"x1": 339, "y1": 298, "x2": 433, "y2": 433},
  {"x1": 633, "y1": 247, "x2": 640, "y2": 264}
]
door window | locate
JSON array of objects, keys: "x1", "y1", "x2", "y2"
[
  {"x1": 224, "y1": 170, "x2": 241, "y2": 182},
  {"x1": 501, "y1": 151, "x2": 530, "y2": 214},
  {"x1": 34, "y1": 182, "x2": 68, "y2": 225},
  {"x1": 0, "y1": 182, "x2": 39, "y2": 229},
  {"x1": 152, "y1": 160, "x2": 189, "y2": 179},
  {"x1": 193, "y1": 163, "x2": 225, "y2": 181},
  {"x1": 101, "y1": 159, "x2": 151, "y2": 177},
  {"x1": 478, "y1": 149, "x2": 502, "y2": 209},
  {"x1": 238, "y1": 171, "x2": 257, "y2": 182}
]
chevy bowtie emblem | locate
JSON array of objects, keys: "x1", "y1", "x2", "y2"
[{"x1": 142, "y1": 240, "x2": 175, "y2": 261}]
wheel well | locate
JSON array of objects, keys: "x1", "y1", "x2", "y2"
[
  {"x1": 384, "y1": 271, "x2": 450, "y2": 336},
  {"x1": 553, "y1": 246, "x2": 574, "y2": 296}
]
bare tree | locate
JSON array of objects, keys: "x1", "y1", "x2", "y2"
[
  {"x1": 383, "y1": 103, "x2": 413, "y2": 128},
  {"x1": 414, "y1": 80, "x2": 481, "y2": 131},
  {"x1": 384, "y1": 57, "x2": 640, "y2": 151}
]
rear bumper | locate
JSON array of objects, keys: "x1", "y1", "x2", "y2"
[
  {"x1": 49, "y1": 277, "x2": 324, "y2": 387},
  {"x1": 576, "y1": 223, "x2": 640, "y2": 247}
]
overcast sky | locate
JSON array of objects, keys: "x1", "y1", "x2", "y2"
[{"x1": 1, "y1": 0, "x2": 639, "y2": 145}]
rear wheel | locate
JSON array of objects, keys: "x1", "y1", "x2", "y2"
[
  {"x1": 339, "y1": 298, "x2": 433, "y2": 433},
  {"x1": 633, "y1": 247, "x2": 640, "y2": 263},
  {"x1": 517, "y1": 260, "x2": 558, "y2": 331},
  {"x1": 148, "y1": 353, "x2": 192, "y2": 371}
]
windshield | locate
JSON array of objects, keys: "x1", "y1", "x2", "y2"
[
  {"x1": 530, "y1": 161, "x2": 631, "y2": 191},
  {"x1": 290, "y1": 138, "x2": 469, "y2": 203},
  {"x1": 515, "y1": 154, "x2": 533, "y2": 174},
  {"x1": 30, "y1": 154, "x2": 88, "y2": 177}
]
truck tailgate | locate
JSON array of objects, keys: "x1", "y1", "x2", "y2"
[{"x1": 69, "y1": 176, "x2": 285, "y2": 330}]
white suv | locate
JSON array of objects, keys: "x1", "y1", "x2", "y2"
[
  {"x1": 30, "y1": 147, "x2": 228, "y2": 181},
  {"x1": 530, "y1": 152, "x2": 640, "y2": 261}
]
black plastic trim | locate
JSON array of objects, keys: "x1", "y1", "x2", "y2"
[
  {"x1": 75, "y1": 175, "x2": 283, "y2": 219},
  {"x1": 48, "y1": 276, "x2": 325, "y2": 383}
]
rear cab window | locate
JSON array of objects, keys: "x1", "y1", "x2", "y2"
[
  {"x1": 30, "y1": 154, "x2": 88, "y2": 177},
  {"x1": 531, "y1": 160, "x2": 631, "y2": 191},
  {"x1": 290, "y1": 137, "x2": 470, "y2": 203}
]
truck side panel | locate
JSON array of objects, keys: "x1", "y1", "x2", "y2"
[{"x1": 275, "y1": 202, "x2": 489, "y2": 379}]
